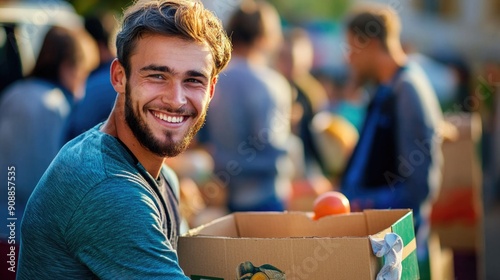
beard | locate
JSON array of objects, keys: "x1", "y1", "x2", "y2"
[{"x1": 124, "y1": 83, "x2": 207, "y2": 157}]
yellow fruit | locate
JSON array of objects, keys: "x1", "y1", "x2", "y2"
[{"x1": 251, "y1": 272, "x2": 270, "y2": 280}]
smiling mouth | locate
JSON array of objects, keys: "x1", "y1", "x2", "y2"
[{"x1": 151, "y1": 110, "x2": 185, "y2": 124}]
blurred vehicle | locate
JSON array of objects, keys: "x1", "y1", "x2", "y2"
[{"x1": 0, "y1": 1, "x2": 83, "y2": 96}]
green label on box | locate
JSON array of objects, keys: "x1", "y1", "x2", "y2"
[
  {"x1": 392, "y1": 212, "x2": 415, "y2": 246},
  {"x1": 191, "y1": 275, "x2": 223, "y2": 280},
  {"x1": 401, "y1": 250, "x2": 420, "y2": 280}
]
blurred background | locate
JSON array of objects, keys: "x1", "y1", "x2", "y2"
[{"x1": 0, "y1": 0, "x2": 499, "y2": 279}]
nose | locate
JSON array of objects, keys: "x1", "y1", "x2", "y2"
[{"x1": 161, "y1": 81, "x2": 187, "y2": 109}]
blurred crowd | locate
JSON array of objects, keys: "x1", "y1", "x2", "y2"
[{"x1": 1, "y1": 0, "x2": 499, "y2": 279}]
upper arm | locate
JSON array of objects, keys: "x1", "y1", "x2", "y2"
[
  {"x1": 394, "y1": 81, "x2": 436, "y2": 202},
  {"x1": 65, "y1": 180, "x2": 188, "y2": 279},
  {"x1": 396, "y1": 81, "x2": 429, "y2": 141}
]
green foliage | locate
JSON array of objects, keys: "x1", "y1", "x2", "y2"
[
  {"x1": 68, "y1": 0, "x2": 350, "y2": 22},
  {"x1": 269, "y1": 0, "x2": 350, "y2": 23},
  {"x1": 68, "y1": 0, "x2": 133, "y2": 15}
]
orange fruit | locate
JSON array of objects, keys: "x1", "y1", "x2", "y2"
[
  {"x1": 313, "y1": 191, "x2": 350, "y2": 220},
  {"x1": 251, "y1": 272, "x2": 269, "y2": 280}
]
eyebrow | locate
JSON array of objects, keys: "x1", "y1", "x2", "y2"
[
  {"x1": 139, "y1": 64, "x2": 209, "y2": 80},
  {"x1": 186, "y1": 70, "x2": 209, "y2": 80},
  {"x1": 140, "y1": 64, "x2": 173, "y2": 74}
]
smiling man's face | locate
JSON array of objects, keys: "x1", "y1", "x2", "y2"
[{"x1": 122, "y1": 34, "x2": 215, "y2": 157}]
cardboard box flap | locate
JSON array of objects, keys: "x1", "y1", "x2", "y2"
[
  {"x1": 364, "y1": 209, "x2": 412, "y2": 237},
  {"x1": 365, "y1": 209, "x2": 419, "y2": 279},
  {"x1": 234, "y1": 211, "x2": 368, "y2": 238},
  {"x1": 186, "y1": 214, "x2": 238, "y2": 237},
  {"x1": 179, "y1": 235, "x2": 378, "y2": 280}
]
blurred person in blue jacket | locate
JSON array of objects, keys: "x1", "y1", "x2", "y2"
[
  {"x1": 340, "y1": 3, "x2": 444, "y2": 272},
  {"x1": 63, "y1": 14, "x2": 118, "y2": 142},
  {"x1": 0, "y1": 25, "x2": 97, "y2": 278},
  {"x1": 199, "y1": 0, "x2": 294, "y2": 212}
]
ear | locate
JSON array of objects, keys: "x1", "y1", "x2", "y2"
[
  {"x1": 110, "y1": 58, "x2": 127, "y2": 94},
  {"x1": 370, "y1": 38, "x2": 385, "y2": 51},
  {"x1": 208, "y1": 76, "x2": 218, "y2": 99}
]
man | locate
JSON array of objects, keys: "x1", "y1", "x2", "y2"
[
  {"x1": 199, "y1": 0, "x2": 294, "y2": 212},
  {"x1": 17, "y1": 1, "x2": 231, "y2": 279},
  {"x1": 340, "y1": 3, "x2": 443, "y2": 271}
]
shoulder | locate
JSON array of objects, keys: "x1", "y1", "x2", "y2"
[
  {"x1": 62, "y1": 176, "x2": 167, "y2": 259},
  {"x1": 82, "y1": 175, "x2": 160, "y2": 213},
  {"x1": 396, "y1": 63, "x2": 435, "y2": 97},
  {"x1": 59, "y1": 162, "x2": 164, "y2": 237},
  {"x1": 0, "y1": 78, "x2": 68, "y2": 113},
  {"x1": 220, "y1": 61, "x2": 288, "y2": 89},
  {"x1": 48, "y1": 128, "x2": 138, "y2": 192},
  {"x1": 393, "y1": 64, "x2": 443, "y2": 126},
  {"x1": 247, "y1": 67, "x2": 291, "y2": 96},
  {"x1": 1, "y1": 79, "x2": 48, "y2": 101},
  {"x1": 219, "y1": 62, "x2": 261, "y2": 87},
  {"x1": 261, "y1": 67, "x2": 289, "y2": 88}
]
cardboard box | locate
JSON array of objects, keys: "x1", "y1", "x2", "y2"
[
  {"x1": 178, "y1": 209, "x2": 419, "y2": 280},
  {"x1": 431, "y1": 224, "x2": 479, "y2": 251},
  {"x1": 430, "y1": 187, "x2": 480, "y2": 250},
  {"x1": 428, "y1": 234, "x2": 455, "y2": 280},
  {"x1": 430, "y1": 187, "x2": 478, "y2": 225},
  {"x1": 431, "y1": 113, "x2": 483, "y2": 252},
  {"x1": 440, "y1": 112, "x2": 482, "y2": 190}
]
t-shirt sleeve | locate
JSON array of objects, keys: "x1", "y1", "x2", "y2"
[{"x1": 64, "y1": 179, "x2": 189, "y2": 279}]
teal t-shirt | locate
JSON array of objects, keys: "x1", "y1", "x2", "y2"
[{"x1": 17, "y1": 125, "x2": 189, "y2": 279}]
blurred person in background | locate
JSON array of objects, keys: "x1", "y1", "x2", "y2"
[
  {"x1": 274, "y1": 27, "x2": 334, "y2": 210},
  {"x1": 339, "y1": 4, "x2": 444, "y2": 276},
  {"x1": 313, "y1": 68, "x2": 367, "y2": 133},
  {"x1": 17, "y1": 0, "x2": 231, "y2": 278},
  {"x1": 0, "y1": 25, "x2": 97, "y2": 279},
  {"x1": 199, "y1": 0, "x2": 294, "y2": 212},
  {"x1": 63, "y1": 14, "x2": 118, "y2": 142},
  {"x1": 275, "y1": 27, "x2": 330, "y2": 176},
  {"x1": 309, "y1": 69, "x2": 366, "y2": 179}
]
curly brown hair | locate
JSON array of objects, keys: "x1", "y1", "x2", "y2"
[{"x1": 116, "y1": 0, "x2": 232, "y2": 78}]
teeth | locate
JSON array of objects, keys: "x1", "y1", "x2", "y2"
[{"x1": 153, "y1": 112, "x2": 184, "y2": 123}]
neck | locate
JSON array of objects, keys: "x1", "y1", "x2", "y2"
[
  {"x1": 101, "y1": 98, "x2": 165, "y2": 179},
  {"x1": 376, "y1": 49, "x2": 407, "y2": 84}
]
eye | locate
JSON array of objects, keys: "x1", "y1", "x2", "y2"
[
  {"x1": 148, "y1": 74, "x2": 164, "y2": 80},
  {"x1": 186, "y1": 78, "x2": 203, "y2": 84}
]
